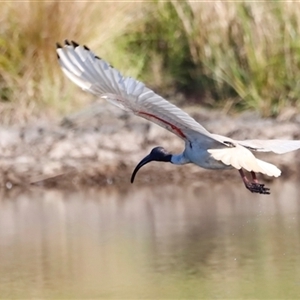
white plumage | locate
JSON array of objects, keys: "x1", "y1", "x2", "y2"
[
  {"x1": 207, "y1": 145, "x2": 281, "y2": 177},
  {"x1": 56, "y1": 40, "x2": 300, "y2": 194}
]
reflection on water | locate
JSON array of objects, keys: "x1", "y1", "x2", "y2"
[{"x1": 0, "y1": 180, "x2": 299, "y2": 298}]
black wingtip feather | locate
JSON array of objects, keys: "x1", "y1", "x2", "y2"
[
  {"x1": 83, "y1": 45, "x2": 90, "y2": 51},
  {"x1": 56, "y1": 53, "x2": 60, "y2": 59},
  {"x1": 71, "y1": 40, "x2": 79, "y2": 48},
  {"x1": 64, "y1": 39, "x2": 70, "y2": 45},
  {"x1": 56, "y1": 42, "x2": 62, "y2": 49}
]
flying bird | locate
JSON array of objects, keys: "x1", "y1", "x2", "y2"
[{"x1": 56, "y1": 40, "x2": 300, "y2": 194}]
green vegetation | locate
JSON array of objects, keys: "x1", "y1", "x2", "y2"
[
  {"x1": 0, "y1": 2, "x2": 137, "y2": 123},
  {"x1": 1, "y1": 1, "x2": 300, "y2": 123}
]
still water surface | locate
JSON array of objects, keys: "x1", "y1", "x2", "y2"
[{"x1": 0, "y1": 180, "x2": 299, "y2": 299}]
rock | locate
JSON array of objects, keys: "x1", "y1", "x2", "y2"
[{"x1": 0, "y1": 104, "x2": 299, "y2": 188}]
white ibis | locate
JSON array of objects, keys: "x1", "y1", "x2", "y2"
[{"x1": 56, "y1": 40, "x2": 300, "y2": 194}]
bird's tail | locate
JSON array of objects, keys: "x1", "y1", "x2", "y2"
[
  {"x1": 254, "y1": 158, "x2": 281, "y2": 177},
  {"x1": 208, "y1": 145, "x2": 281, "y2": 177}
]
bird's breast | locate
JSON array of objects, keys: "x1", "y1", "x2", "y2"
[{"x1": 184, "y1": 144, "x2": 232, "y2": 170}]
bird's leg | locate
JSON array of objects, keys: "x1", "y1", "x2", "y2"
[
  {"x1": 251, "y1": 171, "x2": 258, "y2": 183},
  {"x1": 239, "y1": 169, "x2": 270, "y2": 195}
]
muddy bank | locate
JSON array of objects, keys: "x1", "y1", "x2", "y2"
[{"x1": 0, "y1": 102, "x2": 299, "y2": 189}]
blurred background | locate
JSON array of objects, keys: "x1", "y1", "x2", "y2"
[
  {"x1": 0, "y1": 2, "x2": 300, "y2": 299},
  {"x1": 1, "y1": 0, "x2": 300, "y2": 125}
]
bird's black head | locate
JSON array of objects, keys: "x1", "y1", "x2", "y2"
[{"x1": 130, "y1": 147, "x2": 172, "y2": 183}]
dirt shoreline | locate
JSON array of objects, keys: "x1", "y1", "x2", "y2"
[{"x1": 0, "y1": 102, "x2": 299, "y2": 189}]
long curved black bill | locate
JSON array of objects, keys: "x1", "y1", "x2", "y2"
[
  {"x1": 130, "y1": 147, "x2": 172, "y2": 184},
  {"x1": 130, "y1": 154, "x2": 153, "y2": 183}
]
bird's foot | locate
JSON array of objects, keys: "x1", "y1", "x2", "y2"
[{"x1": 245, "y1": 182, "x2": 270, "y2": 195}]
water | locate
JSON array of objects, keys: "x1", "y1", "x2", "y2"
[{"x1": 0, "y1": 180, "x2": 299, "y2": 299}]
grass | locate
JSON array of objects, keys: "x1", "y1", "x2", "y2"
[
  {"x1": 1, "y1": 1, "x2": 300, "y2": 124},
  {"x1": 120, "y1": 1, "x2": 300, "y2": 116},
  {"x1": 0, "y1": 1, "x2": 140, "y2": 124}
]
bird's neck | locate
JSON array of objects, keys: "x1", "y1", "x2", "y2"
[{"x1": 171, "y1": 153, "x2": 190, "y2": 165}]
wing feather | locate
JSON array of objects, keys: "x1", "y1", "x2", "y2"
[
  {"x1": 237, "y1": 139, "x2": 300, "y2": 154},
  {"x1": 56, "y1": 41, "x2": 225, "y2": 145}
]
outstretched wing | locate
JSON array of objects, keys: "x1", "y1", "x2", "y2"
[
  {"x1": 236, "y1": 139, "x2": 300, "y2": 154},
  {"x1": 56, "y1": 40, "x2": 226, "y2": 147},
  {"x1": 212, "y1": 133, "x2": 300, "y2": 155}
]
